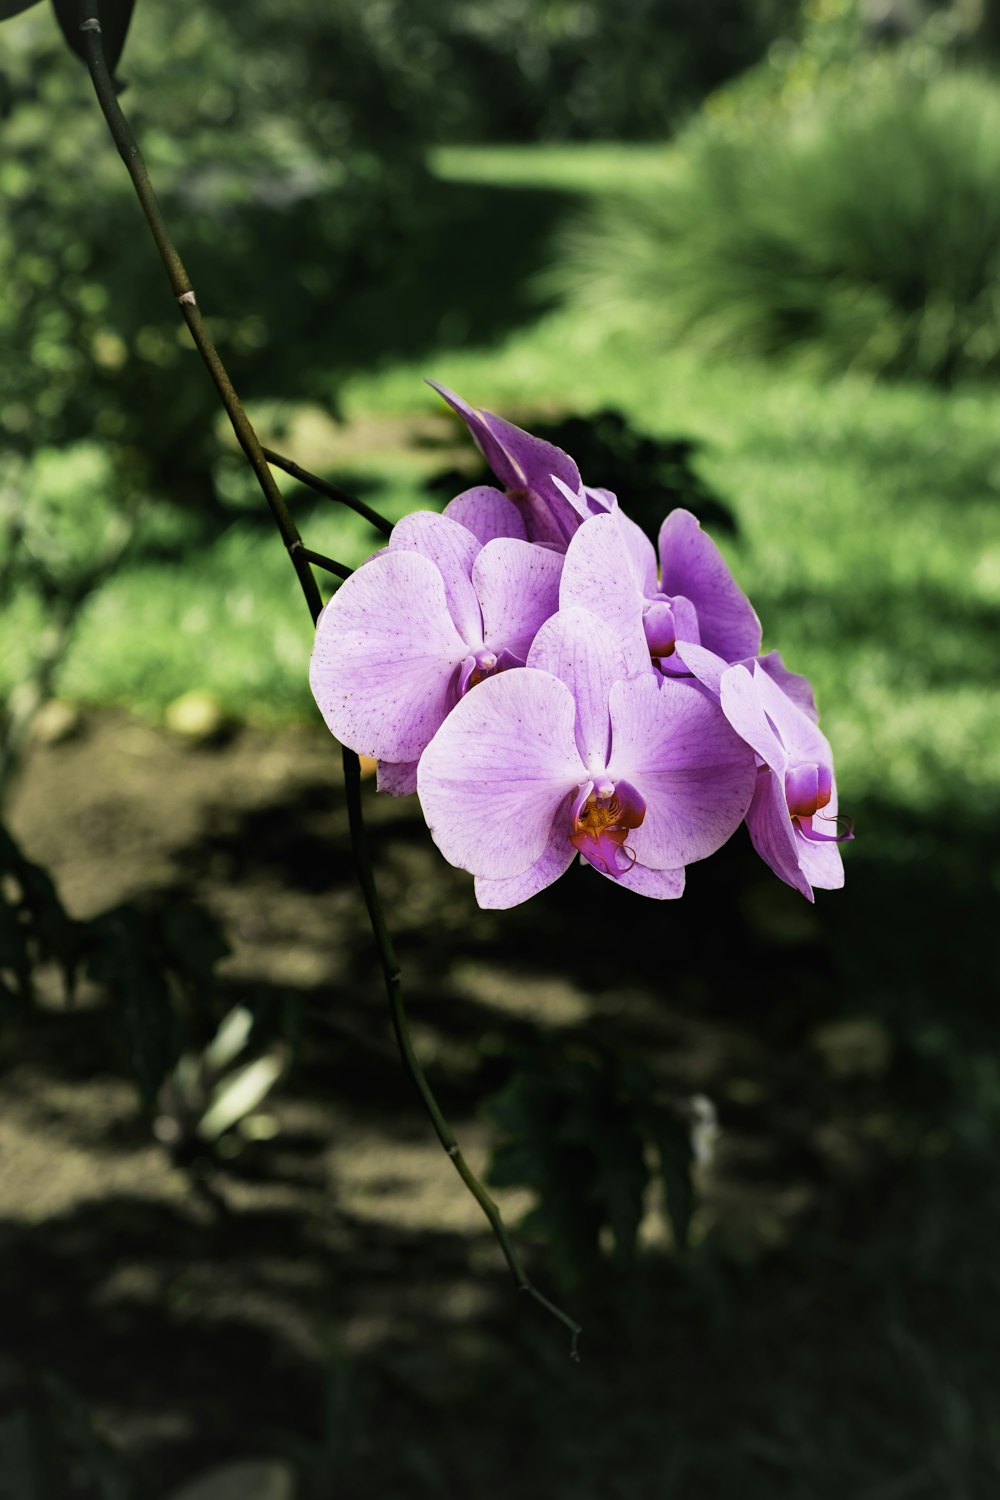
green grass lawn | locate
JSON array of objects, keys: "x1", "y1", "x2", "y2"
[{"x1": 14, "y1": 142, "x2": 998, "y2": 825}]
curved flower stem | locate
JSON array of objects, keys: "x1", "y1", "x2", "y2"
[
  {"x1": 293, "y1": 545, "x2": 353, "y2": 583},
  {"x1": 341, "y1": 750, "x2": 582, "y2": 1359},
  {"x1": 262, "y1": 449, "x2": 394, "y2": 539},
  {"x1": 77, "y1": 1, "x2": 324, "y2": 624},
  {"x1": 78, "y1": 0, "x2": 581, "y2": 1356}
]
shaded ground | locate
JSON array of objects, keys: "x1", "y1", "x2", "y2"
[{"x1": 2, "y1": 715, "x2": 999, "y2": 1499}]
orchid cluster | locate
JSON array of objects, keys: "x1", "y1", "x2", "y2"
[{"x1": 310, "y1": 384, "x2": 852, "y2": 909}]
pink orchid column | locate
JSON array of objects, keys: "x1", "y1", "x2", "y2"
[{"x1": 418, "y1": 608, "x2": 756, "y2": 909}]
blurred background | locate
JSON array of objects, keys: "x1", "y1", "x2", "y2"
[{"x1": 2, "y1": 1, "x2": 1000, "y2": 1496}]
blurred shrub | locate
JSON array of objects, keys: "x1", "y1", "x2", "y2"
[
  {"x1": 0, "y1": 1, "x2": 427, "y2": 522},
  {"x1": 560, "y1": 62, "x2": 1000, "y2": 381},
  {"x1": 355, "y1": 0, "x2": 797, "y2": 143},
  {"x1": 486, "y1": 1039, "x2": 695, "y2": 1287}
]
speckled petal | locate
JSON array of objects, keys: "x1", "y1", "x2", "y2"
[
  {"x1": 474, "y1": 795, "x2": 577, "y2": 908},
  {"x1": 389, "y1": 510, "x2": 483, "y2": 644},
  {"x1": 527, "y1": 608, "x2": 624, "y2": 770},
  {"x1": 417, "y1": 668, "x2": 584, "y2": 880},
  {"x1": 443, "y1": 486, "x2": 528, "y2": 544},
  {"x1": 474, "y1": 539, "x2": 563, "y2": 663},
  {"x1": 560, "y1": 513, "x2": 653, "y2": 676},
  {"x1": 607, "y1": 674, "x2": 756, "y2": 869},
  {"x1": 310, "y1": 550, "x2": 467, "y2": 762}
]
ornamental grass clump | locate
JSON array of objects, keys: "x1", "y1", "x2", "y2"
[{"x1": 560, "y1": 64, "x2": 1000, "y2": 382}]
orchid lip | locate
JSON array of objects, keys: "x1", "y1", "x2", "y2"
[{"x1": 568, "y1": 776, "x2": 646, "y2": 879}]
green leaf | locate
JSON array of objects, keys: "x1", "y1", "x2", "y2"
[
  {"x1": 0, "y1": 0, "x2": 44, "y2": 19},
  {"x1": 51, "y1": 0, "x2": 136, "y2": 77},
  {"x1": 86, "y1": 905, "x2": 179, "y2": 1108}
]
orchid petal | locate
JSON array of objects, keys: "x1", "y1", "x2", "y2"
[
  {"x1": 796, "y1": 815, "x2": 846, "y2": 891},
  {"x1": 719, "y1": 663, "x2": 786, "y2": 771},
  {"x1": 560, "y1": 513, "x2": 653, "y2": 676},
  {"x1": 376, "y1": 759, "x2": 419, "y2": 796},
  {"x1": 616, "y1": 509, "x2": 658, "y2": 594},
  {"x1": 757, "y1": 650, "x2": 819, "y2": 723},
  {"x1": 443, "y1": 485, "x2": 528, "y2": 544},
  {"x1": 389, "y1": 511, "x2": 483, "y2": 645},
  {"x1": 417, "y1": 668, "x2": 584, "y2": 880},
  {"x1": 474, "y1": 539, "x2": 563, "y2": 663},
  {"x1": 659, "y1": 509, "x2": 761, "y2": 662},
  {"x1": 310, "y1": 551, "x2": 466, "y2": 762},
  {"x1": 746, "y1": 769, "x2": 815, "y2": 901},
  {"x1": 594, "y1": 860, "x2": 685, "y2": 900},
  {"x1": 527, "y1": 607, "x2": 624, "y2": 771},
  {"x1": 671, "y1": 640, "x2": 728, "y2": 697},
  {"x1": 474, "y1": 796, "x2": 577, "y2": 908},
  {"x1": 607, "y1": 674, "x2": 756, "y2": 868},
  {"x1": 748, "y1": 661, "x2": 833, "y2": 766}
]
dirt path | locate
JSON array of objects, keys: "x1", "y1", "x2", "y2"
[{"x1": 1, "y1": 712, "x2": 889, "y2": 1497}]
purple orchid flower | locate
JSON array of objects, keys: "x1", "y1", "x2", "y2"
[
  {"x1": 719, "y1": 661, "x2": 853, "y2": 902},
  {"x1": 560, "y1": 508, "x2": 761, "y2": 677},
  {"x1": 428, "y1": 381, "x2": 613, "y2": 549},
  {"x1": 417, "y1": 608, "x2": 757, "y2": 909},
  {"x1": 309, "y1": 511, "x2": 562, "y2": 794}
]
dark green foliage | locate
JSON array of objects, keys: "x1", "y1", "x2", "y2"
[
  {"x1": 428, "y1": 406, "x2": 737, "y2": 542},
  {"x1": 0, "y1": 0, "x2": 42, "y2": 18},
  {"x1": 563, "y1": 64, "x2": 1000, "y2": 382},
  {"x1": 0, "y1": 823, "x2": 80, "y2": 1010},
  {"x1": 486, "y1": 1039, "x2": 694, "y2": 1285},
  {"x1": 0, "y1": 1371, "x2": 132, "y2": 1500},
  {"x1": 354, "y1": 0, "x2": 797, "y2": 143},
  {"x1": 0, "y1": 3, "x2": 427, "y2": 531},
  {"x1": 85, "y1": 900, "x2": 229, "y2": 1108}
]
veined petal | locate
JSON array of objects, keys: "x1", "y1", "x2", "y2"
[
  {"x1": 389, "y1": 510, "x2": 483, "y2": 644},
  {"x1": 757, "y1": 650, "x2": 819, "y2": 723},
  {"x1": 474, "y1": 795, "x2": 577, "y2": 908},
  {"x1": 443, "y1": 485, "x2": 528, "y2": 544},
  {"x1": 796, "y1": 799, "x2": 846, "y2": 891},
  {"x1": 749, "y1": 661, "x2": 834, "y2": 767},
  {"x1": 746, "y1": 769, "x2": 815, "y2": 902},
  {"x1": 616, "y1": 509, "x2": 658, "y2": 595},
  {"x1": 719, "y1": 663, "x2": 787, "y2": 772},
  {"x1": 671, "y1": 640, "x2": 729, "y2": 697},
  {"x1": 376, "y1": 759, "x2": 419, "y2": 796},
  {"x1": 593, "y1": 859, "x2": 685, "y2": 900},
  {"x1": 659, "y1": 509, "x2": 761, "y2": 662},
  {"x1": 607, "y1": 674, "x2": 756, "y2": 868},
  {"x1": 417, "y1": 668, "x2": 584, "y2": 880},
  {"x1": 560, "y1": 513, "x2": 651, "y2": 676},
  {"x1": 429, "y1": 380, "x2": 581, "y2": 495},
  {"x1": 474, "y1": 538, "x2": 563, "y2": 663},
  {"x1": 527, "y1": 607, "x2": 624, "y2": 771},
  {"x1": 310, "y1": 550, "x2": 467, "y2": 762}
]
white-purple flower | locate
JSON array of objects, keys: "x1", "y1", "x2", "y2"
[
  {"x1": 417, "y1": 609, "x2": 757, "y2": 909},
  {"x1": 429, "y1": 381, "x2": 614, "y2": 549},
  {"x1": 309, "y1": 511, "x2": 562, "y2": 793},
  {"x1": 719, "y1": 661, "x2": 853, "y2": 902},
  {"x1": 560, "y1": 508, "x2": 761, "y2": 677}
]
